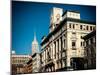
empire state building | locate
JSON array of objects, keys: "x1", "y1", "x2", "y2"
[{"x1": 32, "y1": 33, "x2": 39, "y2": 55}]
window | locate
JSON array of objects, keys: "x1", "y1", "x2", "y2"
[
  {"x1": 83, "y1": 42, "x2": 85, "y2": 46},
  {"x1": 63, "y1": 59, "x2": 66, "y2": 67},
  {"x1": 69, "y1": 23, "x2": 71, "y2": 28},
  {"x1": 90, "y1": 26, "x2": 92, "y2": 30},
  {"x1": 57, "y1": 39, "x2": 59, "y2": 59},
  {"x1": 81, "y1": 42, "x2": 82, "y2": 46},
  {"x1": 73, "y1": 24, "x2": 75, "y2": 29},
  {"x1": 72, "y1": 32, "x2": 76, "y2": 35},
  {"x1": 54, "y1": 42, "x2": 56, "y2": 59},
  {"x1": 76, "y1": 24, "x2": 78, "y2": 25},
  {"x1": 93, "y1": 27, "x2": 95, "y2": 30},
  {"x1": 81, "y1": 41, "x2": 84, "y2": 46},
  {"x1": 64, "y1": 34, "x2": 66, "y2": 37},
  {"x1": 72, "y1": 42, "x2": 75, "y2": 46},
  {"x1": 80, "y1": 25, "x2": 82, "y2": 29},
  {"x1": 72, "y1": 41, "x2": 76, "y2": 50},
  {"x1": 64, "y1": 39, "x2": 66, "y2": 48},
  {"x1": 81, "y1": 36, "x2": 82, "y2": 39},
  {"x1": 86, "y1": 26, "x2": 89, "y2": 30}
]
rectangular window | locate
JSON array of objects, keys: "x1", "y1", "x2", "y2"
[
  {"x1": 80, "y1": 25, "x2": 82, "y2": 29},
  {"x1": 86, "y1": 26, "x2": 88, "y2": 30},
  {"x1": 54, "y1": 42, "x2": 56, "y2": 59},
  {"x1": 72, "y1": 41, "x2": 76, "y2": 50},
  {"x1": 69, "y1": 23, "x2": 71, "y2": 28},
  {"x1": 72, "y1": 32, "x2": 76, "y2": 35},
  {"x1": 73, "y1": 24, "x2": 75, "y2": 29},
  {"x1": 81, "y1": 36, "x2": 82, "y2": 39},
  {"x1": 72, "y1": 42, "x2": 75, "y2": 46},
  {"x1": 83, "y1": 41, "x2": 85, "y2": 46},
  {"x1": 81, "y1": 42, "x2": 82, "y2": 46},
  {"x1": 90, "y1": 26, "x2": 92, "y2": 30}
]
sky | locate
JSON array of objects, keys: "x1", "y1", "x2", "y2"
[{"x1": 12, "y1": 1, "x2": 96, "y2": 55}]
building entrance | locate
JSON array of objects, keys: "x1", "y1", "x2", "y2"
[{"x1": 71, "y1": 58, "x2": 84, "y2": 70}]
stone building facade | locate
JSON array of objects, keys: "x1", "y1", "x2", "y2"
[
  {"x1": 11, "y1": 54, "x2": 30, "y2": 74},
  {"x1": 40, "y1": 7, "x2": 96, "y2": 72},
  {"x1": 24, "y1": 58, "x2": 33, "y2": 74},
  {"x1": 82, "y1": 30, "x2": 96, "y2": 69}
]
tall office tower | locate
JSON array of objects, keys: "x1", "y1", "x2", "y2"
[{"x1": 32, "y1": 32, "x2": 39, "y2": 55}]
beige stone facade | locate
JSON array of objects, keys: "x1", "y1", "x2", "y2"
[
  {"x1": 31, "y1": 53, "x2": 40, "y2": 73},
  {"x1": 24, "y1": 59, "x2": 33, "y2": 74},
  {"x1": 40, "y1": 7, "x2": 96, "y2": 72},
  {"x1": 11, "y1": 54, "x2": 30, "y2": 74}
]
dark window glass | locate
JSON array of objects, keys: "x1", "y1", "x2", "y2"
[
  {"x1": 64, "y1": 39, "x2": 66, "y2": 48},
  {"x1": 83, "y1": 42, "x2": 85, "y2": 46},
  {"x1": 72, "y1": 41, "x2": 76, "y2": 50},
  {"x1": 87, "y1": 26, "x2": 88, "y2": 30},
  {"x1": 81, "y1": 42, "x2": 82, "y2": 46},
  {"x1": 80, "y1": 25, "x2": 82, "y2": 29},
  {"x1": 90, "y1": 26, "x2": 92, "y2": 30},
  {"x1": 69, "y1": 23, "x2": 71, "y2": 28},
  {"x1": 72, "y1": 32, "x2": 76, "y2": 35},
  {"x1": 72, "y1": 41, "x2": 75, "y2": 46},
  {"x1": 57, "y1": 39, "x2": 59, "y2": 59},
  {"x1": 73, "y1": 24, "x2": 75, "y2": 29},
  {"x1": 81, "y1": 36, "x2": 82, "y2": 39},
  {"x1": 54, "y1": 42, "x2": 56, "y2": 59}
]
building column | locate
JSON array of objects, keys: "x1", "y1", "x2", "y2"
[
  {"x1": 59, "y1": 38, "x2": 61, "y2": 59},
  {"x1": 50, "y1": 45, "x2": 53, "y2": 59},
  {"x1": 53, "y1": 42, "x2": 55, "y2": 59},
  {"x1": 56, "y1": 40, "x2": 58, "y2": 60},
  {"x1": 45, "y1": 49, "x2": 47, "y2": 63},
  {"x1": 67, "y1": 57, "x2": 71, "y2": 68}
]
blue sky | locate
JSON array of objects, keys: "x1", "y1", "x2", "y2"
[{"x1": 12, "y1": 1, "x2": 96, "y2": 55}]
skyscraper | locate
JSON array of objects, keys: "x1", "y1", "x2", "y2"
[
  {"x1": 31, "y1": 32, "x2": 41, "y2": 72},
  {"x1": 32, "y1": 32, "x2": 39, "y2": 54}
]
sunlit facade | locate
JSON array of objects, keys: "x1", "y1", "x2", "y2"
[
  {"x1": 11, "y1": 54, "x2": 30, "y2": 74},
  {"x1": 40, "y1": 7, "x2": 96, "y2": 72}
]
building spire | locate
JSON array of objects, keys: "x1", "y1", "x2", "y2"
[
  {"x1": 32, "y1": 32, "x2": 39, "y2": 54},
  {"x1": 34, "y1": 32, "x2": 36, "y2": 41}
]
